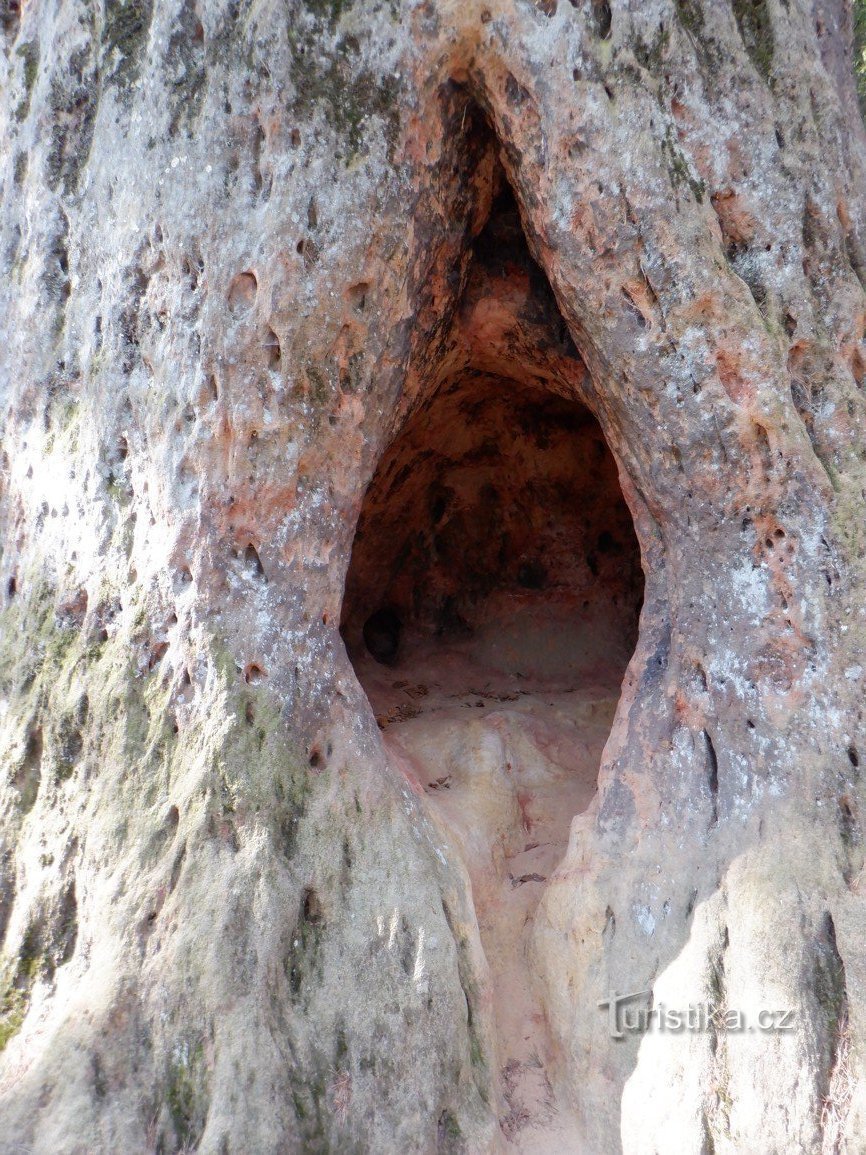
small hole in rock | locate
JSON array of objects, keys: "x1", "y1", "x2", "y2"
[
  {"x1": 147, "y1": 642, "x2": 168, "y2": 671},
  {"x1": 347, "y1": 281, "x2": 370, "y2": 312},
  {"x1": 302, "y1": 888, "x2": 322, "y2": 923},
  {"x1": 591, "y1": 0, "x2": 613, "y2": 38},
  {"x1": 228, "y1": 270, "x2": 258, "y2": 312},
  {"x1": 839, "y1": 795, "x2": 857, "y2": 842},
  {"x1": 362, "y1": 607, "x2": 402, "y2": 666},
  {"x1": 244, "y1": 542, "x2": 265, "y2": 578},
  {"x1": 517, "y1": 560, "x2": 547, "y2": 589},
  {"x1": 265, "y1": 327, "x2": 281, "y2": 369}
]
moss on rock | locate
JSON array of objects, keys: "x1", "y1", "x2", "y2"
[
  {"x1": 287, "y1": 20, "x2": 400, "y2": 162},
  {"x1": 0, "y1": 976, "x2": 26, "y2": 1055},
  {"x1": 165, "y1": 1038, "x2": 208, "y2": 1149},
  {"x1": 855, "y1": 0, "x2": 866, "y2": 119},
  {"x1": 732, "y1": 0, "x2": 774, "y2": 81},
  {"x1": 102, "y1": 0, "x2": 153, "y2": 88}
]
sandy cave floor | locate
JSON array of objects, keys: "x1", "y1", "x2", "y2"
[{"x1": 353, "y1": 604, "x2": 627, "y2": 1152}]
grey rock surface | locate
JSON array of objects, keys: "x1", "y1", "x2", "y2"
[{"x1": 1, "y1": 1, "x2": 866, "y2": 1151}]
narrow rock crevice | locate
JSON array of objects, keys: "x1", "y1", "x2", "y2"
[
  {"x1": 704, "y1": 728, "x2": 719, "y2": 827},
  {"x1": 814, "y1": 911, "x2": 851, "y2": 1151}
]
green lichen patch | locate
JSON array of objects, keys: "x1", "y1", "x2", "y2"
[
  {"x1": 204, "y1": 637, "x2": 313, "y2": 816},
  {"x1": 273, "y1": 753, "x2": 310, "y2": 860},
  {"x1": 812, "y1": 913, "x2": 848, "y2": 1058},
  {"x1": 15, "y1": 882, "x2": 78, "y2": 987},
  {"x1": 855, "y1": 0, "x2": 866, "y2": 119},
  {"x1": 288, "y1": 1063, "x2": 330, "y2": 1152},
  {"x1": 0, "y1": 581, "x2": 66, "y2": 701},
  {"x1": 10, "y1": 723, "x2": 42, "y2": 814},
  {"x1": 0, "y1": 575, "x2": 144, "y2": 819},
  {"x1": 661, "y1": 125, "x2": 706, "y2": 203},
  {"x1": 287, "y1": 22, "x2": 400, "y2": 163},
  {"x1": 46, "y1": 46, "x2": 99, "y2": 196},
  {"x1": 634, "y1": 24, "x2": 671, "y2": 76},
  {"x1": 439, "y1": 904, "x2": 493, "y2": 1107},
  {"x1": 0, "y1": 878, "x2": 78, "y2": 1057},
  {"x1": 732, "y1": 0, "x2": 773, "y2": 82},
  {"x1": 287, "y1": 1051, "x2": 366, "y2": 1154},
  {"x1": 0, "y1": 572, "x2": 323, "y2": 1111},
  {"x1": 674, "y1": 0, "x2": 719, "y2": 71},
  {"x1": 0, "y1": 975, "x2": 26, "y2": 1054},
  {"x1": 438, "y1": 1109, "x2": 463, "y2": 1152},
  {"x1": 165, "y1": 0, "x2": 208, "y2": 138},
  {"x1": 18, "y1": 39, "x2": 39, "y2": 92},
  {"x1": 165, "y1": 1037, "x2": 208, "y2": 1148},
  {"x1": 302, "y1": 0, "x2": 354, "y2": 32},
  {"x1": 101, "y1": 0, "x2": 153, "y2": 89},
  {"x1": 286, "y1": 886, "x2": 325, "y2": 1000},
  {"x1": 14, "y1": 41, "x2": 39, "y2": 121},
  {"x1": 204, "y1": 0, "x2": 254, "y2": 67},
  {"x1": 676, "y1": 0, "x2": 704, "y2": 41}
]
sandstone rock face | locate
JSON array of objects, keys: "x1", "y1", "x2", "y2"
[{"x1": 1, "y1": 1, "x2": 866, "y2": 1152}]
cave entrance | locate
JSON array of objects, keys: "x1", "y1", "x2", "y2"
[
  {"x1": 342, "y1": 176, "x2": 644, "y2": 1145},
  {"x1": 342, "y1": 373, "x2": 642, "y2": 741}
]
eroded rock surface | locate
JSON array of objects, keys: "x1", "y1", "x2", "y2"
[{"x1": 1, "y1": 1, "x2": 866, "y2": 1152}]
